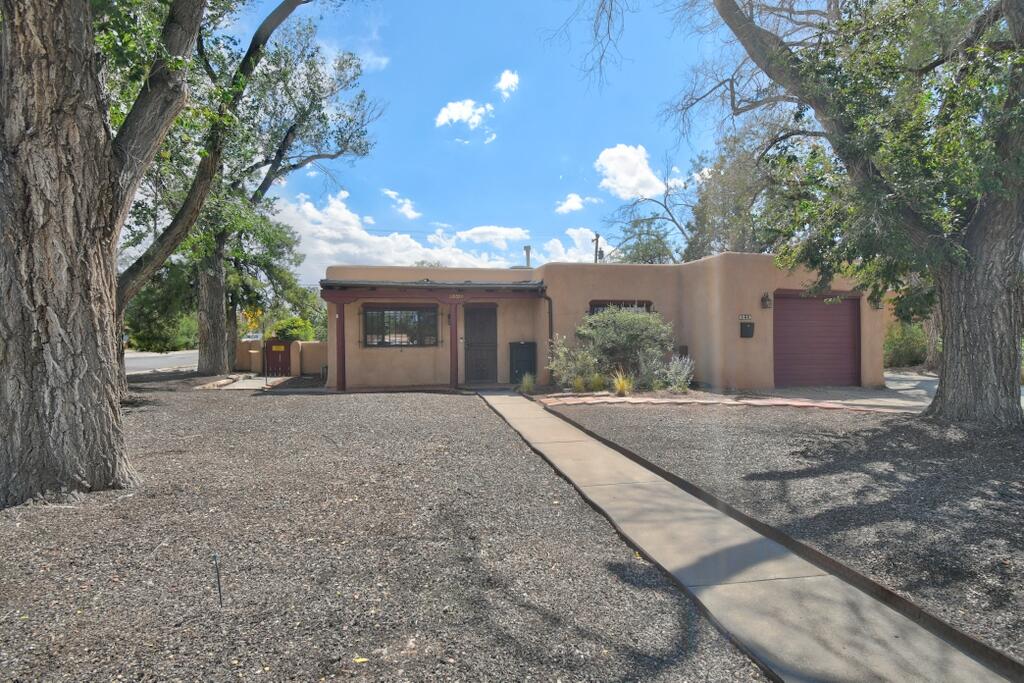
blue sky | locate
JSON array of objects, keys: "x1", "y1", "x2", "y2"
[{"x1": 238, "y1": 1, "x2": 720, "y2": 284}]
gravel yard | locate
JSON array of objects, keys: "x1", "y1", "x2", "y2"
[
  {"x1": 0, "y1": 379, "x2": 764, "y2": 681},
  {"x1": 553, "y1": 403, "x2": 1024, "y2": 661}
]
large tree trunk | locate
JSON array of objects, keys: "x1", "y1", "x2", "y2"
[
  {"x1": 226, "y1": 298, "x2": 239, "y2": 371},
  {"x1": 922, "y1": 309, "x2": 942, "y2": 372},
  {"x1": 927, "y1": 259, "x2": 1024, "y2": 426},
  {"x1": 0, "y1": 2, "x2": 138, "y2": 508},
  {"x1": 196, "y1": 231, "x2": 229, "y2": 375}
]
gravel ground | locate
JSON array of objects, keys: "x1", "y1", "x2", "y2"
[
  {"x1": 0, "y1": 380, "x2": 764, "y2": 681},
  {"x1": 554, "y1": 403, "x2": 1024, "y2": 661}
]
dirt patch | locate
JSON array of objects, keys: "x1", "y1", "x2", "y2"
[
  {"x1": 554, "y1": 402, "x2": 1024, "y2": 661},
  {"x1": 0, "y1": 385, "x2": 763, "y2": 681}
]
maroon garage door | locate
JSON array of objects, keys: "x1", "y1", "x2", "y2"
[{"x1": 773, "y1": 292, "x2": 860, "y2": 387}]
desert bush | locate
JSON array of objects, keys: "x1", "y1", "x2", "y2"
[
  {"x1": 272, "y1": 316, "x2": 316, "y2": 342},
  {"x1": 588, "y1": 373, "x2": 607, "y2": 392},
  {"x1": 571, "y1": 376, "x2": 588, "y2": 393},
  {"x1": 662, "y1": 355, "x2": 695, "y2": 393},
  {"x1": 548, "y1": 335, "x2": 600, "y2": 388},
  {"x1": 611, "y1": 371, "x2": 633, "y2": 397},
  {"x1": 518, "y1": 372, "x2": 535, "y2": 394},
  {"x1": 883, "y1": 322, "x2": 927, "y2": 367},
  {"x1": 575, "y1": 307, "x2": 674, "y2": 376}
]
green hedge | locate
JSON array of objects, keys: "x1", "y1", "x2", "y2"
[{"x1": 883, "y1": 322, "x2": 927, "y2": 368}]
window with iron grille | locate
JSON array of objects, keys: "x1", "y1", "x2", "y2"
[
  {"x1": 588, "y1": 300, "x2": 654, "y2": 315},
  {"x1": 363, "y1": 305, "x2": 439, "y2": 347}
]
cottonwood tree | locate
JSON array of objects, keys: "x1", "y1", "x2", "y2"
[
  {"x1": 192, "y1": 22, "x2": 374, "y2": 375},
  {"x1": 115, "y1": 0, "x2": 323, "y2": 378},
  {"x1": 0, "y1": 0, "x2": 330, "y2": 508},
  {"x1": 586, "y1": 0, "x2": 1024, "y2": 425},
  {"x1": 0, "y1": 1, "x2": 206, "y2": 508},
  {"x1": 610, "y1": 217, "x2": 680, "y2": 263}
]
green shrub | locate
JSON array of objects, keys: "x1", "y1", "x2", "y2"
[
  {"x1": 611, "y1": 371, "x2": 633, "y2": 397},
  {"x1": 272, "y1": 316, "x2": 316, "y2": 342},
  {"x1": 575, "y1": 307, "x2": 674, "y2": 377},
  {"x1": 883, "y1": 322, "x2": 927, "y2": 368},
  {"x1": 548, "y1": 335, "x2": 600, "y2": 388},
  {"x1": 588, "y1": 373, "x2": 607, "y2": 392},
  {"x1": 518, "y1": 372, "x2": 535, "y2": 394},
  {"x1": 571, "y1": 376, "x2": 588, "y2": 393},
  {"x1": 662, "y1": 355, "x2": 695, "y2": 393}
]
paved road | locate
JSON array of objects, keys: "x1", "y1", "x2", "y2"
[{"x1": 125, "y1": 349, "x2": 198, "y2": 374}]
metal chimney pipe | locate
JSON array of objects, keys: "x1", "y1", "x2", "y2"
[{"x1": 524, "y1": 245, "x2": 532, "y2": 268}]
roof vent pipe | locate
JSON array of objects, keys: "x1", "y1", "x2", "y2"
[{"x1": 524, "y1": 245, "x2": 531, "y2": 268}]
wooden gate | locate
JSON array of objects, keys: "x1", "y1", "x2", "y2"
[{"x1": 264, "y1": 338, "x2": 291, "y2": 377}]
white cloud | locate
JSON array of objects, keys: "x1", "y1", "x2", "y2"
[
  {"x1": 594, "y1": 144, "x2": 666, "y2": 200},
  {"x1": 494, "y1": 69, "x2": 519, "y2": 100},
  {"x1": 454, "y1": 137, "x2": 471, "y2": 145},
  {"x1": 381, "y1": 188, "x2": 422, "y2": 220},
  {"x1": 484, "y1": 131, "x2": 497, "y2": 144},
  {"x1": 363, "y1": 215, "x2": 375, "y2": 225},
  {"x1": 454, "y1": 225, "x2": 529, "y2": 250},
  {"x1": 358, "y1": 48, "x2": 390, "y2": 72},
  {"x1": 435, "y1": 99, "x2": 494, "y2": 130},
  {"x1": 537, "y1": 227, "x2": 607, "y2": 263},
  {"x1": 274, "y1": 190, "x2": 511, "y2": 282},
  {"x1": 554, "y1": 192, "x2": 601, "y2": 214},
  {"x1": 306, "y1": 169, "x2": 319, "y2": 178}
]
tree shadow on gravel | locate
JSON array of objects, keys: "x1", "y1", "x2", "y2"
[
  {"x1": 436, "y1": 511, "x2": 727, "y2": 681},
  {"x1": 742, "y1": 417, "x2": 1023, "y2": 627}
]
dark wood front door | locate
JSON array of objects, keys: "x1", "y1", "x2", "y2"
[{"x1": 464, "y1": 306, "x2": 498, "y2": 383}]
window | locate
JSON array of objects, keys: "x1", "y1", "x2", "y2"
[
  {"x1": 588, "y1": 300, "x2": 654, "y2": 315},
  {"x1": 363, "y1": 305, "x2": 439, "y2": 347}
]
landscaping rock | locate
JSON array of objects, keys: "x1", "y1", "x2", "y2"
[{"x1": 0, "y1": 382, "x2": 764, "y2": 680}]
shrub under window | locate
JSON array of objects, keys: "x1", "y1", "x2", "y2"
[{"x1": 364, "y1": 306, "x2": 438, "y2": 347}]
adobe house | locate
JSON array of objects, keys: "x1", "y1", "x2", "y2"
[{"x1": 319, "y1": 252, "x2": 886, "y2": 391}]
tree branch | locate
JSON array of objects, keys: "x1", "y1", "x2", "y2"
[
  {"x1": 196, "y1": 30, "x2": 219, "y2": 83},
  {"x1": 112, "y1": 0, "x2": 206, "y2": 219},
  {"x1": 117, "y1": 0, "x2": 311, "y2": 315},
  {"x1": 914, "y1": 1, "x2": 1006, "y2": 73},
  {"x1": 756, "y1": 128, "x2": 827, "y2": 160},
  {"x1": 713, "y1": 0, "x2": 944, "y2": 252}
]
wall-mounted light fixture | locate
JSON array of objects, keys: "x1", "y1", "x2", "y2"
[{"x1": 760, "y1": 292, "x2": 773, "y2": 309}]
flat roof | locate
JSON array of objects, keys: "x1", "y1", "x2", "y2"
[{"x1": 319, "y1": 278, "x2": 545, "y2": 292}]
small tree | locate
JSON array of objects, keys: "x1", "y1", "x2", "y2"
[
  {"x1": 272, "y1": 316, "x2": 315, "y2": 342},
  {"x1": 575, "y1": 308, "x2": 675, "y2": 376}
]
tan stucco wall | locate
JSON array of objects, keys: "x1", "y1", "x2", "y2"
[
  {"x1": 326, "y1": 298, "x2": 542, "y2": 389},
  {"x1": 298, "y1": 341, "x2": 327, "y2": 375},
  {"x1": 323, "y1": 253, "x2": 886, "y2": 390},
  {"x1": 677, "y1": 253, "x2": 885, "y2": 389}
]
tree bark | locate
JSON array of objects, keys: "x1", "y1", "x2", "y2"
[
  {"x1": 197, "y1": 231, "x2": 229, "y2": 375},
  {"x1": 226, "y1": 298, "x2": 239, "y2": 371},
  {"x1": 926, "y1": 258, "x2": 1024, "y2": 426},
  {"x1": 0, "y1": 1, "x2": 139, "y2": 507},
  {"x1": 922, "y1": 309, "x2": 942, "y2": 372}
]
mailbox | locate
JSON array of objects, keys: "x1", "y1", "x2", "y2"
[{"x1": 740, "y1": 322, "x2": 755, "y2": 338}]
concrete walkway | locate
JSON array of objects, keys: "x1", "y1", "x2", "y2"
[{"x1": 481, "y1": 393, "x2": 1007, "y2": 682}]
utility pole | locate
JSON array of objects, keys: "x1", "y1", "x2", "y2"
[{"x1": 592, "y1": 233, "x2": 600, "y2": 263}]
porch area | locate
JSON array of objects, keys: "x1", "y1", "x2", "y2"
[{"x1": 320, "y1": 277, "x2": 549, "y2": 391}]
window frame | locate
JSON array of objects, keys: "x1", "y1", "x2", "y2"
[
  {"x1": 362, "y1": 304, "x2": 440, "y2": 348},
  {"x1": 588, "y1": 299, "x2": 654, "y2": 315}
]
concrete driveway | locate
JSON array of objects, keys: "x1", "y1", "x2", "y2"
[{"x1": 765, "y1": 370, "x2": 1024, "y2": 412}]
